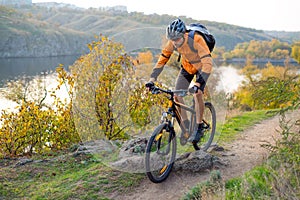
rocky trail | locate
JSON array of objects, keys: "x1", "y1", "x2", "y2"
[{"x1": 110, "y1": 111, "x2": 299, "y2": 200}]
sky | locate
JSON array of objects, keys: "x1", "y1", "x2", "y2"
[{"x1": 32, "y1": 0, "x2": 300, "y2": 32}]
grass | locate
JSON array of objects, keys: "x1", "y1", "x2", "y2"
[
  {"x1": 225, "y1": 166, "x2": 274, "y2": 199},
  {"x1": 0, "y1": 153, "x2": 144, "y2": 199},
  {"x1": 182, "y1": 170, "x2": 225, "y2": 200},
  {"x1": 216, "y1": 109, "x2": 277, "y2": 143},
  {"x1": 225, "y1": 156, "x2": 300, "y2": 200}
]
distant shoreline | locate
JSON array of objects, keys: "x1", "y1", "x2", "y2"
[{"x1": 215, "y1": 58, "x2": 299, "y2": 67}]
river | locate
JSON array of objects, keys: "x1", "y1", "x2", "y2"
[
  {"x1": 0, "y1": 55, "x2": 79, "y2": 112},
  {"x1": 0, "y1": 55, "x2": 79, "y2": 87}
]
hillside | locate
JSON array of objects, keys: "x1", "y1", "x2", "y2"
[
  {"x1": 0, "y1": 5, "x2": 93, "y2": 58},
  {"x1": 265, "y1": 30, "x2": 300, "y2": 43},
  {"x1": 1, "y1": 4, "x2": 299, "y2": 58}
]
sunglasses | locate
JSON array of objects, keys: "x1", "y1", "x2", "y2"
[{"x1": 171, "y1": 37, "x2": 183, "y2": 43}]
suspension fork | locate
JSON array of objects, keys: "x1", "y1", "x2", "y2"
[{"x1": 156, "y1": 115, "x2": 175, "y2": 155}]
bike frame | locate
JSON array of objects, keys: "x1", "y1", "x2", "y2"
[
  {"x1": 154, "y1": 87, "x2": 211, "y2": 142},
  {"x1": 173, "y1": 100, "x2": 196, "y2": 138},
  {"x1": 154, "y1": 87, "x2": 196, "y2": 140}
]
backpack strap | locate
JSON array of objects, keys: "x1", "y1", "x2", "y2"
[
  {"x1": 188, "y1": 30, "x2": 197, "y2": 53},
  {"x1": 200, "y1": 54, "x2": 211, "y2": 59},
  {"x1": 189, "y1": 54, "x2": 211, "y2": 64},
  {"x1": 188, "y1": 30, "x2": 211, "y2": 59},
  {"x1": 177, "y1": 54, "x2": 181, "y2": 62}
]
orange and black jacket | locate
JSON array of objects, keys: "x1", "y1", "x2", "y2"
[{"x1": 150, "y1": 32, "x2": 213, "y2": 82}]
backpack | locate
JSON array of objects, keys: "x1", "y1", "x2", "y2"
[{"x1": 186, "y1": 23, "x2": 215, "y2": 53}]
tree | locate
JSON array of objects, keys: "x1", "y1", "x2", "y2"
[
  {"x1": 137, "y1": 50, "x2": 153, "y2": 64},
  {"x1": 233, "y1": 61, "x2": 299, "y2": 110},
  {"x1": 291, "y1": 41, "x2": 300, "y2": 63},
  {"x1": 70, "y1": 36, "x2": 134, "y2": 140},
  {"x1": 70, "y1": 36, "x2": 166, "y2": 141},
  {"x1": 252, "y1": 62, "x2": 299, "y2": 109},
  {"x1": 226, "y1": 39, "x2": 292, "y2": 60}
]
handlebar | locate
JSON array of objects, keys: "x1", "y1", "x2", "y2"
[{"x1": 150, "y1": 86, "x2": 191, "y2": 97}]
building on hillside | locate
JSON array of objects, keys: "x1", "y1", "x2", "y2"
[
  {"x1": 34, "y1": 2, "x2": 83, "y2": 10},
  {"x1": 103, "y1": 5, "x2": 127, "y2": 12},
  {"x1": 0, "y1": 0, "x2": 32, "y2": 6}
]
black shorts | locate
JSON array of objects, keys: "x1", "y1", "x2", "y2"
[{"x1": 175, "y1": 68, "x2": 207, "y2": 92}]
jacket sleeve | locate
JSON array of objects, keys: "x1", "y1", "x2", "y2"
[
  {"x1": 193, "y1": 34, "x2": 213, "y2": 74},
  {"x1": 150, "y1": 41, "x2": 174, "y2": 80}
]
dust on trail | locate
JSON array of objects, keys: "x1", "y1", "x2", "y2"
[{"x1": 111, "y1": 111, "x2": 299, "y2": 200}]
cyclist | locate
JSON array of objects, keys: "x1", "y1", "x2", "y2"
[{"x1": 146, "y1": 18, "x2": 213, "y2": 144}]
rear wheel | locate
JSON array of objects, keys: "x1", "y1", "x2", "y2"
[
  {"x1": 145, "y1": 123, "x2": 177, "y2": 183},
  {"x1": 193, "y1": 102, "x2": 216, "y2": 151}
]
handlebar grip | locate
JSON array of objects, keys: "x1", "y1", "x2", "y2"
[
  {"x1": 145, "y1": 82, "x2": 154, "y2": 88},
  {"x1": 151, "y1": 87, "x2": 161, "y2": 94}
]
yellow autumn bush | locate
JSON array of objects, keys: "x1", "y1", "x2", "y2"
[{"x1": 0, "y1": 67, "x2": 80, "y2": 158}]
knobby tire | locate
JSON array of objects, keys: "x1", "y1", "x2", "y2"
[{"x1": 145, "y1": 123, "x2": 177, "y2": 183}]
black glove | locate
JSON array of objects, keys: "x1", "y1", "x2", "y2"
[{"x1": 145, "y1": 81, "x2": 155, "y2": 90}]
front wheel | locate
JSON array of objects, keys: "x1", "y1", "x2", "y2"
[
  {"x1": 145, "y1": 123, "x2": 177, "y2": 183},
  {"x1": 193, "y1": 102, "x2": 216, "y2": 151}
]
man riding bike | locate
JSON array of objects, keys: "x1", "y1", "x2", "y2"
[{"x1": 146, "y1": 18, "x2": 213, "y2": 145}]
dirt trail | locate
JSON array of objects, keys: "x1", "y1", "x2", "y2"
[{"x1": 111, "y1": 111, "x2": 299, "y2": 200}]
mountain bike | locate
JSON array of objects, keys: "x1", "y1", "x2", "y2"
[{"x1": 145, "y1": 85, "x2": 216, "y2": 183}]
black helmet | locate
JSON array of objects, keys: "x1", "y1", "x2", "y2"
[{"x1": 166, "y1": 18, "x2": 186, "y2": 40}]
